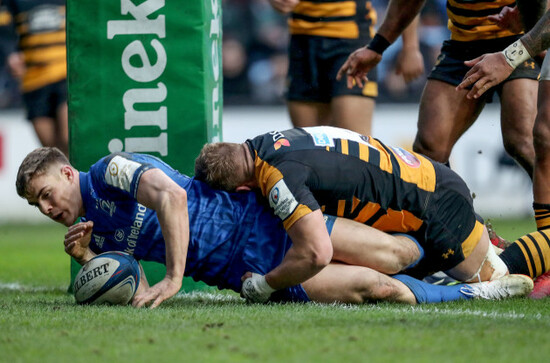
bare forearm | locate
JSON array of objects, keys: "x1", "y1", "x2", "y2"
[
  {"x1": 401, "y1": 16, "x2": 420, "y2": 50},
  {"x1": 265, "y1": 210, "x2": 333, "y2": 290},
  {"x1": 157, "y1": 198, "x2": 188, "y2": 280},
  {"x1": 521, "y1": 9, "x2": 550, "y2": 56},
  {"x1": 265, "y1": 247, "x2": 326, "y2": 290},
  {"x1": 377, "y1": 0, "x2": 426, "y2": 43}
]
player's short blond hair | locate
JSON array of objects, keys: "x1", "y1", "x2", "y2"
[
  {"x1": 194, "y1": 142, "x2": 245, "y2": 191},
  {"x1": 16, "y1": 147, "x2": 69, "y2": 198}
]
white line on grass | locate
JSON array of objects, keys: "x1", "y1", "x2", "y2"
[
  {"x1": 0, "y1": 282, "x2": 66, "y2": 292},
  {"x1": 2, "y1": 282, "x2": 544, "y2": 321}
]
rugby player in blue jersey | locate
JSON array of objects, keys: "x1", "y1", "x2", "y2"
[{"x1": 16, "y1": 147, "x2": 533, "y2": 308}]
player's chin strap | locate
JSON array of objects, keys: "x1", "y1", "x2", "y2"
[{"x1": 466, "y1": 244, "x2": 509, "y2": 283}]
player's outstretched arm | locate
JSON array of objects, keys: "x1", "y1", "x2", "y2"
[
  {"x1": 132, "y1": 169, "x2": 189, "y2": 309},
  {"x1": 336, "y1": 0, "x2": 425, "y2": 88},
  {"x1": 395, "y1": 16, "x2": 425, "y2": 83},
  {"x1": 64, "y1": 221, "x2": 96, "y2": 265}
]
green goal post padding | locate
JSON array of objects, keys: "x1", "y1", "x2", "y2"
[{"x1": 66, "y1": 0, "x2": 222, "y2": 291}]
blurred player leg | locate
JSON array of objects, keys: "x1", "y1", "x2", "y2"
[
  {"x1": 31, "y1": 117, "x2": 56, "y2": 148},
  {"x1": 528, "y1": 62, "x2": 550, "y2": 297},
  {"x1": 287, "y1": 100, "x2": 331, "y2": 128},
  {"x1": 55, "y1": 101, "x2": 69, "y2": 156},
  {"x1": 330, "y1": 95, "x2": 374, "y2": 136},
  {"x1": 499, "y1": 78, "x2": 537, "y2": 178},
  {"x1": 413, "y1": 79, "x2": 486, "y2": 164},
  {"x1": 533, "y1": 69, "x2": 550, "y2": 230}
]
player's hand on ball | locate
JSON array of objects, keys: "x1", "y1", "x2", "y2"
[
  {"x1": 64, "y1": 221, "x2": 95, "y2": 263},
  {"x1": 241, "y1": 272, "x2": 276, "y2": 303},
  {"x1": 132, "y1": 275, "x2": 182, "y2": 309}
]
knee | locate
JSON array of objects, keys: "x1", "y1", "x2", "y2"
[
  {"x1": 387, "y1": 236, "x2": 423, "y2": 274},
  {"x1": 412, "y1": 135, "x2": 450, "y2": 162},
  {"x1": 355, "y1": 275, "x2": 404, "y2": 303}
]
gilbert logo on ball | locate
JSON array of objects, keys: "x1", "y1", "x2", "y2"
[{"x1": 74, "y1": 251, "x2": 140, "y2": 305}]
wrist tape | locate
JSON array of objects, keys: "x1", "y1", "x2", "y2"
[
  {"x1": 256, "y1": 274, "x2": 276, "y2": 295},
  {"x1": 502, "y1": 40, "x2": 531, "y2": 69}
]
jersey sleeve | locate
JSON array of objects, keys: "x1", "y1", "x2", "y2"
[
  {"x1": 92, "y1": 153, "x2": 155, "y2": 199},
  {"x1": 259, "y1": 160, "x2": 320, "y2": 230}
]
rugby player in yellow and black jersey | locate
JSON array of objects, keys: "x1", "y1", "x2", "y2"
[
  {"x1": 196, "y1": 126, "x2": 550, "y2": 295},
  {"x1": 269, "y1": 0, "x2": 423, "y2": 136},
  {"x1": 339, "y1": 0, "x2": 539, "y2": 181},
  {"x1": 4, "y1": 0, "x2": 68, "y2": 156},
  {"x1": 197, "y1": 126, "x2": 492, "y2": 281}
]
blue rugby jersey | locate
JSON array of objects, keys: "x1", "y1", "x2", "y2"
[{"x1": 80, "y1": 153, "x2": 293, "y2": 293}]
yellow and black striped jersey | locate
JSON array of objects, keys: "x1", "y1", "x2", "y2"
[
  {"x1": 5, "y1": 0, "x2": 66, "y2": 92},
  {"x1": 289, "y1": 0, "x2": 376, "y2": 39},
  {"x1": 0, "y1": 6, "x2": 12, "y2": 27},
  {"x1": 247, "y1": 126, "x2": 437, "y2": 232},
  {"x1": 446, "y1": 0, "x2": 520, "y2": 41}
]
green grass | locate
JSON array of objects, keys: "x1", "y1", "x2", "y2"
[{"x1": 1, "y1": 219, "x2": 549, "y2": 363}]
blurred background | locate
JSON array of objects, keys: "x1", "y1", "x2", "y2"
[{"x1": 0, "y1": 0, "x2": 533, "y2": 223}]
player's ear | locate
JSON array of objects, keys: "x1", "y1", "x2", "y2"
[{"x1": 61, "y1": 165, "x2": 74, "y2": 181}]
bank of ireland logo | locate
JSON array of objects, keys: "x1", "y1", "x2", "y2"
[
  {"x1": 114, "y1": 229, "x2": 125, "y2": 242},
  {"x1": 274, "y1": 139, "x2": 290, "y2": 150},
  {"x1": 270, "y1": 187, "x2": 280, "y2": 205}
]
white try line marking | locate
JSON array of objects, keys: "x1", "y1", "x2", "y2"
[
  {"x1": 310, "y1": 303, "x2": 545, "y2": 320},
  {"x1": 1, "y1": 282, "x2": 545, "y2": 321},
  {"x1": 0, "y1": 282, "x2": 66, "y2": 292}
]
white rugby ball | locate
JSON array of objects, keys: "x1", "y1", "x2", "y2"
[{"x1": 74, "y1": 251, "x2": 140, "y2": 305}]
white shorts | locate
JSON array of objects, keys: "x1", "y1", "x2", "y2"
[{"x1": 540, "y1": 50, "x2": 550, "y2": 81}]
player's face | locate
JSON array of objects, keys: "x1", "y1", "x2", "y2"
[{"x1": 26, "y1": 167, "x2": 82, "y2": 227}]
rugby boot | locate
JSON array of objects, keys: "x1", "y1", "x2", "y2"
[
  {"x1": 529, "y1": 270, "x2": 550, "y2": 299},
  {"x1": 460, "y1": 274, "x2": 534, "y2": 300}
]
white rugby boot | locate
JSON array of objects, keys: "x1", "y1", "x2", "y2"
[{"x1": 459, "y1": 274, "x2": 534, "y2": 300}]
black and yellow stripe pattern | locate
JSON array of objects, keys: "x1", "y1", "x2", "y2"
[
  {"x1": 534, "y1": 203, "x2": 550, "y2": 230},
  {"x1": 249, "y1": 127, "x2": 438, "y2": 234},
  {"x1": 500, "y1": 229, "x2": 550, "y2": 278},
  {"x1": 6, "y1": 0, "x2": 66, "y2": 92},
  {"x1": 289, "y1": 0, "x2": 376, "y2": 39},
  {"x1": 446, "y1": 0, "x2": 520, "y2": 41},
  {"x1": 0, "y1": 6, "x2": 12, "y2": 27}
]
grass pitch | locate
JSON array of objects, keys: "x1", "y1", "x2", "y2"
[{"x1": 1, "y1": 219, "x2": 549, "y2": 363}]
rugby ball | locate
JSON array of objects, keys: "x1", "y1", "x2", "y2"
[{"x1": 74, "y1": 251, "x2": 140, "y2": 305}]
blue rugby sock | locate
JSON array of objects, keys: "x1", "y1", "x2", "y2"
[{"x1": 393, "y1": 274, "x2": 473, "y2": 304}]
